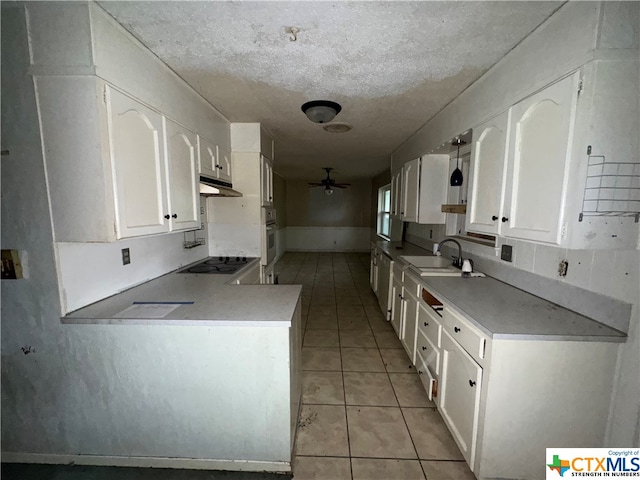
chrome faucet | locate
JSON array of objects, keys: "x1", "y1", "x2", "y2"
[{"x1": 435, "y1": 238, "x2": 463, "y2": 268}]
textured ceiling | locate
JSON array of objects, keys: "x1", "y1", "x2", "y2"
[{"x1": 98, "y1": 1, "x2": 563, "y2": 181}]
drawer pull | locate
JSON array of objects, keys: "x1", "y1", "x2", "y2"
[
  {"x1": 502, "y1": 216, "x2": 509, "y2": 223},
  {"x1": 454, "y1": 326, "x2": 461, "y2": 333},
  {"x1": 418, "y1": 370, "x2": 423, "y2": 375},
  {"x1": 491, "y1": 215, "x2": 499, "y2": 221},
  {"x1": 421, "y1": 345, "x2": 427, "y2": 351},
  {"x1": 423, "y1": 321, "x2": 429, "y2": 327},
  {"x1": 469, "y1": 380, "x2": 476, "y2": 387}
]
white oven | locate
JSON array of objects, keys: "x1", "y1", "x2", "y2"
[{"x1": 261, "y1": 207, "x2": 277, "y2": 266}]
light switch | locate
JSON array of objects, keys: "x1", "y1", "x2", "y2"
[
  {"x1": 501, "y1": 244, "x2": 513, "y2": 262},
  {"x1": 122, "y1": 248, "x2": 131, "y2": 265}
]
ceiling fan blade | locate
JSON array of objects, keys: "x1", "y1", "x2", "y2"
[
  {"x1": 335, "y1": 183, "x2": 351, "y2": 187},
  {"x1": 333, "y1": 185, "x2": 348, "y2": 189},
  {"x1": 308, "y1": 182, "x2": 324, "y2": 186}
]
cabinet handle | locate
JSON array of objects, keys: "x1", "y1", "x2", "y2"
[
  {"x1": 424, "y1": 322, "x2": 429, "y2": 327},
  {"x1": 401, "y1": 211, "x2": 404, "y2": 215},
  {"x1": 501, "y1": 216, "x2": 509, "y2": 223},
  {"x1": 418, "y1": 370, "x2": 423, "y2": 375},
  {"x1": 491, "y1": 215, "x2": 499, "y2": 221},
  {"x1": 216, "y1": 165, "x2": 223, "y2": 169},
  {"x1": 454, "y1": 326, "x2": 461, "y2": 333},
  {"x1": 172, "y1": 214, "x2": 178, "y2": 219},
  {"x1": 164, "y1": 214, "x2": 170, "y2": 220},
  {"x1": 469, "y1": 380, "x2": 476, "y2": 387},
  {"x1": 421, "y1": 345, "x2": 427, "y2": 351}
]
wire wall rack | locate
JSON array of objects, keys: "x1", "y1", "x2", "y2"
[{"x1": 580, "y1": 154, "x2": 640, "y2": 222}]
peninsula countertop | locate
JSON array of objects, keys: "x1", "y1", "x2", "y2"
[
  {"x1": 371, "y1": 239, "x2": 626, "y2": 343},
  {"x1": 63, "y1": 260, "x2": 302, "y2": 327}
]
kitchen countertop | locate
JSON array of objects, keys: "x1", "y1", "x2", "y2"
[
  {"x1": 63, "y1": 259, "x2": 302, "y2": 327},
  {"x1": 371, "y1": 239, "x2": 626, "y2": 343}
]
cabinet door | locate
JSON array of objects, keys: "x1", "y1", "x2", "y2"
[
  {"x1": 377, "y1": 255, "x2": 392, "y2": 319},
  {"x1": 107, "y1": 87, "x2": 169, "y2": 239},
  {"x1": 165, "y1": 118, "x2": 200, "y2": 231},
  {"x1": 503, "y1": 72, "x2": 579, "y2": 244},
  {"x1": 439, "y1": 330, "x2": 483, "y2": 469},
  {"x1": 261, "y1": 156, "x2": 273, "y2": 206},
  {"x1": 417, "y1": 154, "x2": 448, "y2": 224},
  {"x1": 401, "y1": 291, "x2": 418, "y2": 364},
  {"x1": 369, "y1": 248, "x2": 379, "y2": 294},
  {"x1": 466, "y1": 112, "x2": 509, "y2": 235},
  {"x1": 217, "y1": 146, "x2": 232, "y2": 183},
  {"x1": 391, "y1": 276, "x2": 404, "y2": 335},
  {"x1": 198, "y1": 135, "x2": 217, "y2": 178},
  {"x1": 391, "y1": 169, "x2": 404, "y2": 217},
  {"x1": 402, "y1": 158, "x2": 420, "y2": 222}
]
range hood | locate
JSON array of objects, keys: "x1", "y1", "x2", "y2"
[{"x1": 199, "y1": 175, "x2": 242, "y2": 197}]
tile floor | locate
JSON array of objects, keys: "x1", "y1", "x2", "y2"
[{"x1": 275, "y1": 252, "x2": 476, "y2": 480}]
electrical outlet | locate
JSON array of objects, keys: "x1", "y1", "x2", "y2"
[
  {"x1": 558, "y1": 260, "x2": 568, "y2": 277},
  {"x1": 121, "y1": 248, "x2": 131, "y2": 265},
  {"x1": 500, "y1": 244, "x2": 513, "y2": 262}
]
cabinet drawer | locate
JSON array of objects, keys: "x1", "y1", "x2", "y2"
[
  {"x1": 415, "y1": 329, "x2": 440, "y2": 376},
  {"x1": 443, "y1": 307, "x2": 488, "y2": 363},
  {"x1": 403, "y1": 272, "x2": 421, "y2": 298},
  {"x1": 417, "y1": 302, "x2": 442, "y2": 348},
  {"x1": 416, "y1": 359, "x2": 437, "y2": 402}
]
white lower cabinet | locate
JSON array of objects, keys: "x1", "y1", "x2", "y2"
[
  {"x1": 377, "y1": 253, "x2": 393, "y2": 321},
  {"x1": 401, "y1": 288, "x2": 418, "y2": 363},
  {"x1": 439, "y1": 329, "x2": 483, "y2": 469},
  {"x1": 390, "y1": 275, "x2": 403, "y2": 335},
  {"x1": 369, "y1": 246, "x2": 379, "y2": 294}
]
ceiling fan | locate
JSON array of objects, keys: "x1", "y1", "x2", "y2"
[{"x1": 308, "y1": 167, "x2": 351, "y2": 196}]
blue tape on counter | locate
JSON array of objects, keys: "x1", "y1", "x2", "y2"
[{"x1": 132, "y1": 301, "x2": 194, "y2": 305}]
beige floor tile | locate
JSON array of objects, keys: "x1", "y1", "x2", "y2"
[
  {"x1": 368, "y1": 316, "x2": 394, "y2": 332},
  {"x1": 309, "y1": 304, "x2": 337, "y2": 316},
  {"x1": 304, "y1": 329, "x2": 340, "y2": 347},
  {"x1": 358, "y1": 293, "x2": 379, "y2": 306},
  {"x1": 341, "y1": 347, "x2": 386, "y2": 372},
  {"x1": 420, "y1": 460, "x2": 475, "y2": 479},
  {"x1": 294, "y1": 456, "x2": 352, "y2": 480},
  {"x1": 336, "y1": 295, "x2": 363, "y2": 306},
  {"x1": 403, "y1": 408, "x2": 464, "y2": 460},
  {"x1": 312, "y1": 287, "x2": 335, "y2": 297},
  {"x1": 339, "y1": 329, "x2": 377, "y2": 348},
  {"x1": 364, "y1": 305, "x2": 386, "y2": 320},
  {"x1": 343, "y1": 372, "x2": 398, "y2": 406},
  {"x1": 346, "y1": 406, "x2": 417, "y2": 459},
  {"x1": 302, "y1": 371, "x2": 345, "y2": 405},
  {"x1": 311, "y1": 295, "x2": 337, "y2": 306},
  {"x1": 306, "y1": 315, "x2": 339, "y2": 330},
  {"x1": 352, "y1": 458, "x2": 425, "y2": 480},
  {"x1": 389, "y1": 373, "x2": 435, "y2": 407},
  {"x1": 338, "y1": 316, "x2": 371, "y2": 330},
  {"x1": 302, "y1": 347, "x2": 342, "y2": 371},
  {"x1": 374, "y1": 330, "x2": 404, "y2": 349},
  {"x1": 296, "y1": 405, "x2": 350, "y2": 457},
  {"x1": 380, "y1": 348, "x2": 415, "y2": 373},
  {"x1": 337, "y1": 305, "x2": 367, "y2": 317}
]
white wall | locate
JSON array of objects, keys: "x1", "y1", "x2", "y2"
[{"x1": 395, "y1": 1, "x2": 640, "y2": 446}]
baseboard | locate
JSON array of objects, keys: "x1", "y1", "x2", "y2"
[{"x1": 0, "y1": 452, "x2": 291, "y2": 473}]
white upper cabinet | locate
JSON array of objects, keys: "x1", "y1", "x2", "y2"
[
  {"x1": 165, "y1": 118, "x2": 200, "y2": 231},
  {"x1": 502, "y1": 72, "x2": 579, "y2": 244},
  {"x1": 199, "y1": 136, "x2": 232, "y2": 184},
  {"x1": 391, "y1": 168, "x2": 404, "y2": 217},
  {"x1": 466, "y1": 112, "x2": 509, "y2": 235},
  {"x1": 198, "y1": 135, "x2": 217, "y2": 178},
  {"x1": 217, "y1": 146, "x2": 232, "y2": 183},
  {"x1": 402, "y1": 158, "x2": 420, "y2": 223},
  {"x1": 261, "y1": 155, "x2": 273, "y2": 206},
  {"x1": 417, "y1": 154, "x2": 448, "y2": 224},
  {"x1": 107, "y1": 86, "x2": 170, "y2": 238}
]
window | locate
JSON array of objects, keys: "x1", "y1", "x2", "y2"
[{"x1": 377, "y1": 184, "x2": 391, "y2": 239}]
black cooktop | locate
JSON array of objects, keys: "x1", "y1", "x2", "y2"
[{"x1": 178, "y1": 256, "x2": 258, "y2": 275}]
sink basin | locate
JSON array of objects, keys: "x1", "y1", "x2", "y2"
[
  {"x1": 399, "y1": 256, "x2": 454, "y2": 269},
  {"x1": 399, "y1": 255, "x2": 486, "y2": 278}
]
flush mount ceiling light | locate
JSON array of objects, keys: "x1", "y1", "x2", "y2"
[
  {"x1": 323, "y1": 122, "x2": 352, "y2": 133},
  {"x1": 301, "y1": 100, "x2": 342, "y2": 124},
  {"x1": 324, "y1": 186, "x2": 334, "y2": 196}
]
